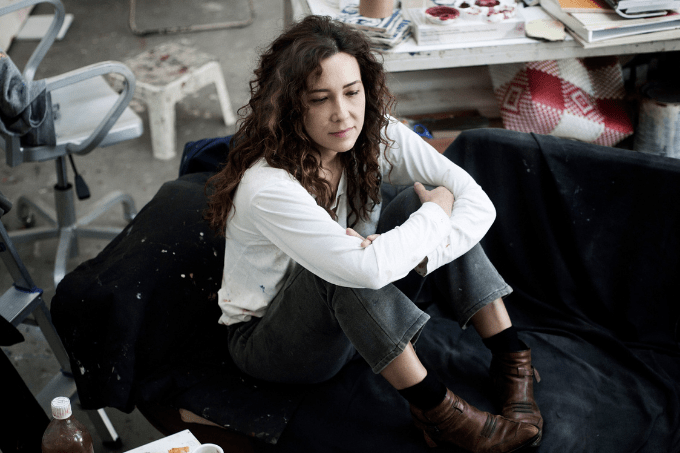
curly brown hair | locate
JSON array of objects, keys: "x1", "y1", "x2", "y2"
[{"x1": 205, "y1": 15, "x2": 395, "y2": 236}]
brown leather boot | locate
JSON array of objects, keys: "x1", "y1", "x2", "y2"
[
  {"x1": 410, "y1": 389, "x2": 540, "y2": 453},
  {"x1": 490, "y1": 345, "x2": 543, "y2": 446}
]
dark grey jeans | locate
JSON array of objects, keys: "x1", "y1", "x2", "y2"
[{"x1": 227, "y1": 185, "x2": 512, "y2": 384}]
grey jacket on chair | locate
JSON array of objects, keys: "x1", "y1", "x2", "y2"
[{"x1": 0, "y1": 51, "x2": 55, "y2": 146}]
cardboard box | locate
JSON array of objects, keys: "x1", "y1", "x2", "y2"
[{"x1": 403, "y1": 6, "x2": 526, "y2": 44}]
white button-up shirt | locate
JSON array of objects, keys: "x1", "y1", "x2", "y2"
[{"x1": 217, "y1": 117, "x2": 496, "y2": 325}]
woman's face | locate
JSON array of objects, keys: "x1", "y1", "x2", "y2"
[{"x1": 303, "y1": 52, "x2": 366, "y2": 164}]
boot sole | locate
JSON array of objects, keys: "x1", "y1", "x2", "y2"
[
  {"x1": 529, "y1": 430, "x2": 542, "y2": 447},
  {"x1": 423, "y1": 430, "x2": 542, "y2": 451}
]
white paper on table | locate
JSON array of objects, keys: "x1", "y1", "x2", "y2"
[{"x1": 123, "y1": 430, "x2": 201, "y2": 453}]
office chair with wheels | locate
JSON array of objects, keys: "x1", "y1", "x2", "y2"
[{"x1": 0, "y1": 0, "x2": 143, "y2": 288}]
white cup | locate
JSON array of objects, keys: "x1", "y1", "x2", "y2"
[{"x1": 192, "y1": 444, "x2": 224, "y2": 453}]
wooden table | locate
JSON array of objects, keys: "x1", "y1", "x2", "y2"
[{"x1": 283, "y1": 0, "x2": 680, "y2": 116}]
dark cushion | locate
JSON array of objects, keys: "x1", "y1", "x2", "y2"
[
  {"x1": 179, "y1": 136, "x2": 232, "y2": 177},
  {"x1": 51, "y1": 171, "x2": 303, "y2": 444},
  {"x1": 52, "y1": 129, "x2": 680, "y2": 452}
]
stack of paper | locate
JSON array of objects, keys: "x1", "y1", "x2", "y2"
[
  {"x1": 403, "y1": 6, "x2": 527, "y2": 45},
  {"x1": 306, "y1": 1, "x2": 411, "y2": 49},
  {"x1": 541, "y1": 0, "x2": 680, "y2": 45}
]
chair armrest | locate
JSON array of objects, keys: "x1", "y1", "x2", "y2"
[
  {"x1": 44, "y1": 61, "x2": 137, "y2": 155},
  {"x1": 0, "y1": 0, "x2": 65, "y2": 82}
]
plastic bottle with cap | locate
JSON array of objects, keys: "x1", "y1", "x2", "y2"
[{"x1": 41, "y1": 397, "x2": 94, "y2": 453}]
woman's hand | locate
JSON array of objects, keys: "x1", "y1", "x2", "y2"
[
  {"x1": 346, "y1": 228, "x2": 380, "y2": 248},
  {"x1": 414, "y1": 182, "x2": 454, "y2": 217}
]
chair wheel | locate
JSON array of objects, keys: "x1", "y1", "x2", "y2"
[{"x1": 17, "y1": 204, "x2": 36, "y2": 228}]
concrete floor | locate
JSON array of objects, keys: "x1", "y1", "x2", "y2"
[{"x1": 1, "y1": 0, "x2": 286, "y2": 450}]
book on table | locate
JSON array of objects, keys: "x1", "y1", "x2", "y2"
[
  {"x1": 555, "y1": 0, "x2": 680, "y2": 17},
  {"x1": 570, "y1": 24, "x2": 680, "y2": 47},
  {"x1": 541, "y1": 0, "x2": 680, "y2": 41},
  {"x1": 555, "y1": 0, "x2": 615, "y2": 13},
  {"x1": 604, "y1": 0, "x2": 680, "y2": 18},
  {"x1": 402, "y1": 6, "x2": 526, "y2": 45}
]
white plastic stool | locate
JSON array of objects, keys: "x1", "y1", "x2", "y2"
[{"x1": 123, "y1": 43, "x2": 236, "y2": 160}]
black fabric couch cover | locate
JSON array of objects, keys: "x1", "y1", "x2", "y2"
[{"x1": 51, "y1": 129, "x2": 680, "y2": 452}]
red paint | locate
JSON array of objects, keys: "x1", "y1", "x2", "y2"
[{"x1": 425, "y1": 6, "x2": 460, "y2": 21}]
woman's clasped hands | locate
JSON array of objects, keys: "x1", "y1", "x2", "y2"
[
  {"x1": 413, "y1": 182, "x2": 454, "y2": 217},
  {"x1": 346, "y1": 228, "x2": 380, "y2": 248}
]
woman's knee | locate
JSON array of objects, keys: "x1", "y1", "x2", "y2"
[{"x1": 378, "y1": 185, "x2": 434, "y2": 233}]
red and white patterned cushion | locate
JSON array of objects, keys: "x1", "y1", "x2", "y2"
[{"x1": 489, "y1": 57, "x2": 633, "y2": 147}]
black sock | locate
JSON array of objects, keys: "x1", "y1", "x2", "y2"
[
  {"x1": 398, "y1": 371, "x2": 447, "y2": 411},
  {"x1": 482, "y1": 325, "x2": 524, "y2": 354}
]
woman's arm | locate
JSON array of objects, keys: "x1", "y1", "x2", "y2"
[
  {"x1": 381, "y1": 118, "x2": 496, "y2": 273},
  {"x1": 246, "y1": 175, "x2": 452, "y2": 289}
]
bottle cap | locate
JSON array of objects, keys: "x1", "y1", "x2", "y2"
[{"x1": 51, "y1": 397, "x2": 72, "y2": 420}]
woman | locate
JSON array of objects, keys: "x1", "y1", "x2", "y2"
[{"x1": 205, "y1": 15, "x2": 542, "y2": 453}]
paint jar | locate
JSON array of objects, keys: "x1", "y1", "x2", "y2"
[
  {"x1": 634, "y1": 81, "x2": 680, "y2": 159},
  {"x1": 193, "y1": 444, "x2": 224, "y2": 453},
  {"x1": 359, "y1": 0, "x2": 394, "y2": 18}
]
